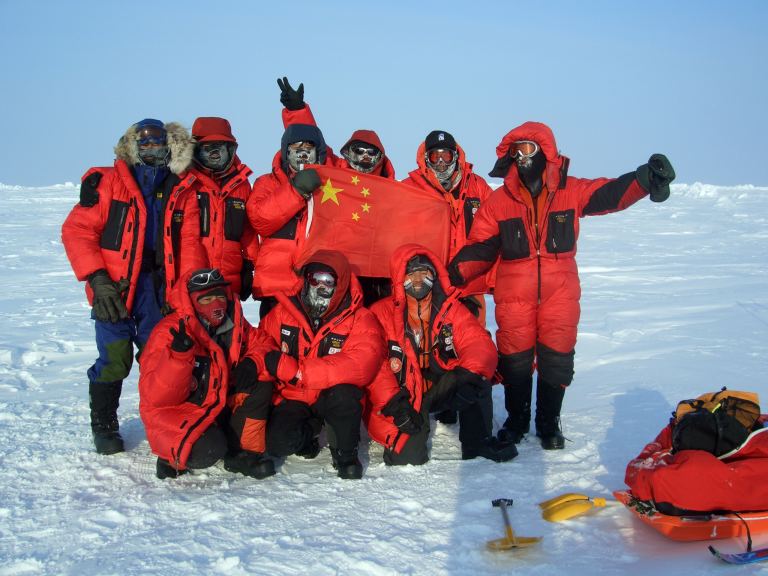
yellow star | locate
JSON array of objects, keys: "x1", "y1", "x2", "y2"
[
  {"x1": 320, "y1": 178, "x2": 343, "y2": 205},
  {"x1": 352, "y1": 212, "x2": 360, "y2": 221},
  {"x1": 360, "y1": 187, "x2": 370, "y2": 197},
  {"x1": 361, "y1": 203, "x2": 371, "y2": 213},
  {"x1": 351, "y1": 175, "x2": 360, "y2": 185}
]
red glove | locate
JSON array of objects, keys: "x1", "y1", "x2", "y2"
[{"x1": 265, "y1": 351, "x2": 301, "y2": 384}]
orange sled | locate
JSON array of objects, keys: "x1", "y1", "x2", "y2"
[{"x1": 614, "y1": 490, "x2": 768, "y2": 542}]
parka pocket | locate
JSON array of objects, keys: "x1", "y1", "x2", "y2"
[
  {"x1": 463, "y1": 197, "x2": 482, "y2": 237},
  {"x1": 197, "y1": 192, "x2": 211, "y2": 237},
  {"x1": 170, "y1": 210, "x2": 184, "y2": 261},
  {"x1": 271, "y1": 215, "x2": 299, "y2": 240},
  {"x1": 279, "y1": 325, "x2": 300, "y2": 357},
  {"x1": 546, "y1": 209, "x2": 576, "y2": 253},
  {"x1": 99, "y1": 199, "x2": 130, "y2": 251},
  {"x1": 188, "y1": 355, "x2": 211, "y2": 406},
  {"x1": 224, "y1": 198, "x2": 246, "y2": 241},
  {"x1": 499, "y1": 217, "x2": 530, "y2": 260}
]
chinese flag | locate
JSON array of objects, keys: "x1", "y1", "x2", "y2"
[{"x1": 300, "y1": 166, "x2": 451, "y2": 277}]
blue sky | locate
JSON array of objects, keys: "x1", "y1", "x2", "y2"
[{"x1": 1, "y1": 0, "x2": 766, "y2": 186}]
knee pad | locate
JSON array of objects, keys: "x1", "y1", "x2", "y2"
[
  {"x1": 536, "y1": 343, "x2": 574, "y2": 387},
  {"x1": 498, "y1": 348, "x2": 535, "y2": 386}
]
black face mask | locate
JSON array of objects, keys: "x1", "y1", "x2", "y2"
[{"x1": 517, "y1": 151, "x2": 547, "y2": 198}]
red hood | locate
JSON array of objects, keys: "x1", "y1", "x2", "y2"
[
  {"x1": 340, "y1": 130, "x2": 396, "y2": 179},
  {"x1": 293, "y1": 249, "x2": 352, "y2": 319},
  {"x1": 495, "y1": 121, "x2": 569, "y2": 196},
  {"x1": 388, "y1": 243, "x2": 455, "y2": 306}
]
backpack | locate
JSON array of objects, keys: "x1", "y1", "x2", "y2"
[{"x1": 671, "y1": 388, "x2": 761, "y2": 456}]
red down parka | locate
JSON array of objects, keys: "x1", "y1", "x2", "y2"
[
  {"x1": 62, "y1": 123, "x2": 206, "y2": 312},
  {"x1": 365, "y1": 244, "x2": 498, "y2": 453},
  {"x1": 179, "y1": 159, "x2": 259, "y2": 297},
  {"x1": 403, "y1": 140, "x2": 494, "y2": 275},
  {"x1": 624, "y1": 418, "x2": 768, "y2": 513},
  {"x1": 138, "y1": 280, "x2": 275, "y2": 470},
  {"x1": 259, "y1": 250, "x2": 387, "y2": 406},
  {"x1": 449, "y1": 121, "x2": 653, "y2": 359}
]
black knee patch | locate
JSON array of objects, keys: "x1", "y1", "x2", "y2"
[
  {"x1": 536, "y1": 343, "x2": 574, "y2": 387},
  {"x1": 187, "y1": 425, "x2": 228, "y2": 469},
  {"x1": 498, "y1": 348, "x2": 535, "y2": 386}
]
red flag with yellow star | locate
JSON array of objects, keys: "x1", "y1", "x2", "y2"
[{"x1": 299, "y1": 165, "x2": 452, "y2": 277}]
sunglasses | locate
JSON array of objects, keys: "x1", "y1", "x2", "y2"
[
  {"x1": 510, "y1": 140, "x2": 539, "y2": 159},
  {"x1": 350, "y1": 145, "x2": 380, "y2": 157},
  {"x1": 189, "y1": 269, "x2": 224, "y2": 287},
  {"x1": 426, "y1": 148, "x2": 456, "y2": 164},
  {"x1": 306, "y1": 271, "x2": 336, "y2": 289}
]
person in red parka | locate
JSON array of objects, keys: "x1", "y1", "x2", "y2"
[
  {"x1": 402, "y1": 129, "x2": 496, "y2": 426},
  {"x1": 448, "y1": 121, "x2": 676, "y2": 450},
  {"x1": 365, "y1": 244, "x2": 517, "y2": 465},
  {"x1": 62, "y1": 118, "x2": 206, "y2": 455},
  {"x1": 276, "y1": 77, "x2": 397, "y2": 306},
  {"x1": 176, "y1": 117, "x2": 259, "y2": 300},
  {"x1": 260, "y1": 250, "x2": 386, "y2": 479},
  {"x1": 139, "y1": 268, "x2": 278, "y2": 480}
]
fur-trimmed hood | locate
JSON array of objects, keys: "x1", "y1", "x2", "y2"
[{"x1": 114, "y1": 121, "x2": 194, "y2": 175}]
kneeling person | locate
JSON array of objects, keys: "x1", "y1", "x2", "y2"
[
  {"x1": 260, "y1": 250, "x2": 386, "y2": 479},
  {"x1": 365, "y1": 245, "x2": 517, "y2": 465},
  {"x1": 139, "y1": 268, "x2": 277, "y2": 479}
]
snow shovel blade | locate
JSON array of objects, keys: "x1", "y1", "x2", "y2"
[
  {"x1": 487, "y1": 498, "x2": 542, "y2": 551},
  {"x1": 486, "y1": 527, "x2": 542, "y2": 550}
]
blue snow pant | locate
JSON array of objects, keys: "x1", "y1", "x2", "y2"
[{"x1": 87, "y1": 272, "x2": 164, "y2": 384}]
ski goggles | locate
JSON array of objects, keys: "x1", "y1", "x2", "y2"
[
  {"x1": 349, "y1": 144, "x2": 380, "y2": 158},
  {"x1": 189, "y1": 269, "x2": 224, "y2": 288},
  {"x1": 306, "y1": 271, "x2": 337, "y2": 289},
  {"x1": 426, "y1": 148, "x2": 456, "y2": 164},
  {"x1": 509, "y1": 140, "x2": 539, "y2": 159},
  {"x1": 137, "y1": 125, "x2": 167, "y2": 146}
]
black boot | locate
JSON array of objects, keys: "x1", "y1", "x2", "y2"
[
  {"x1": 156, "y1": 458, "x2": 187, "y2": 480},
  {"x1": 496, "y1": 351, "x2": 534, "y2": 444},
  {"x1": 461, "y1": 437, "x2": 518, "y2": 462},
  {"x1": 89, "y1": 381, "x2": 125, "y2": 455},
  {"x1": 434, "y1": 409, "x2": 458, "y2": 424},
  {"x1": 224, "y1": 451, "x2": 276, "y2": 479},
  {"x1": 330, "y1": 447, "x2": 363, "y2": 479},
  {"x1": 535, "y1": 380, "x2": 566, "y2": 450}
]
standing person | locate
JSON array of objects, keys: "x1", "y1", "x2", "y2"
[
  {"x1": 260, "y1": 250, "x2": 386, "y2": 479},
  {"x1": 246, "y1": 98, "x2": 334, "y2": 318},
  {"x1": 62, "y1": 118, "x2": 205, "y2": 455},
  {"x1": 139, "y1": 268, "x2": 277, "y2": 479},
  {"x1": 403, "y1": 130, "x2": 496, "y2": 424},
  {"x1": 448, "y1": 121, "x2": 675, "y2": 449},
  {"x1": 364, "y1": 244, "x2": 517, "y2": 465},
  {"x1": 276, "y1": 77, "x2": 396, "y2": 305},
  {"x1": 180, "y1": 117, "x2": 259, "y2": 300}
]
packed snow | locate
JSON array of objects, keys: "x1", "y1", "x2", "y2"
[{"x1": 0, "y1": 181, "x2": 766, "y2": 575}]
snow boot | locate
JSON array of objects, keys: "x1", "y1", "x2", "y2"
[
  {"x1": 89, "y1": 381, "x2": 125, "y2": 455},
  {"x1": 535, "y1": 380, "x2": 566, "y2": 450},
  {"x1": 330, "y1": 447, "x2": 363, "y2": 479},
  {"x1": 434, "y1": 409, "x2": 458, "y2": 424},
  {"x1": 496, "y1": 354, "x2": 533, "y2": 444},
  {"x1": 462, "y1": 437, "x2": 519, "y2": 462},
  {"x1": 224, "y1": 451, "x2": 276, "y2": 479},
  {"x1": 156, "y1": 458, "x2": 187, "y2": 479}
]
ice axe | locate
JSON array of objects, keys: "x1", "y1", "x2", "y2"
[{"x1": 486, "y1": 498, "x2": 542, "y2": 551}]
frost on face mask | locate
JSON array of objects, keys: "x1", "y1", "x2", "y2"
[
  {"x1": 196, "y1": 142, "x2": 232, "y2": 172},
  {"x1": 138, "y1": 144, "x2": 170, "y2": 167},
  {"x1": 287, "y1": 143, "x2": 317, "y2": 172}
]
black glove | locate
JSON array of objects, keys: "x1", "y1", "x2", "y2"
[
  {"x1": 381, "y1": 389, "x2": 422, "y2": 435},
  {"x1": 449, "y1": 368, "x2": 488, "y2": 412},
  {"x1": 169, "y1": 319, "x2": 193, "y2": 353},
  {"x1": 88, "y1": 269, "x2": 130, "y2": 323},
  {"x1": 277, "y1": 77, "x2": 305, "y2": 111},
  {"x1": 79, "y1": 172, "x2": 102, "y2": 207},
  {"x1": 292, "y1": 168, "x2": 321, "y2": 199},
  {"x1": 265, "y1": 350, "x2": 300, "y2": 384},
  {"x1": 240, "y1": 259, "x2": 254, "y2": 301},
  {"x1": 231, "y1": 357, "x2": 257, "y2": 392},
  {"x1": 636, "y1": 153, "x2": 675, "y2": 203}
]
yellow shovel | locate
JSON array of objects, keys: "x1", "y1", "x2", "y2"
[{"x1": 486, "y1": 498, "x2": 542, "y2": 551}]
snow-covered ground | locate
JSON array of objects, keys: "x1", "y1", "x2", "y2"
[{"x1": 0, "y1": 181, "x2": 766, "y2": 575}]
